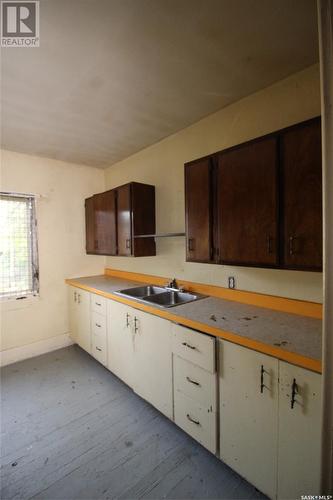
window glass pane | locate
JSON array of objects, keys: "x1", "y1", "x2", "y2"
[{"x1": 0, "y1": 194, "x2": 39, "y2": 298}]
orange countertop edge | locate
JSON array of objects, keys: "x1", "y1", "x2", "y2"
[{"x1": 66, "y1": 271, "x2": 322, "y2": 374}]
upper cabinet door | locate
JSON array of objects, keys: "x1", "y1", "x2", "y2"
[
  {"x1": 131, "y1": 183, "x2": 156, "y2": 257},
  {"x1": 185, "y1": 158, "x2": 213, "y2": 262},
  {"x1": 217, "y1": 137, "x2": 278, "y2": 266},
  {"x1": 85, "y1": 196, "x2": 95, "y2": 254},
  {"x1": 94, "y1": 190, "x2": 117, "y2": 255},
  {"x1": 281, "y1": 119, "x2": 322, "y2": 270},
  {"x1": 117, "y1": 184, "x2": 132, "y2": 256}
]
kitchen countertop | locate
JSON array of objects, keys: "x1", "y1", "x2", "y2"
[{"x1": 66, "y1": 275, "x2": 322, "y2": 372}]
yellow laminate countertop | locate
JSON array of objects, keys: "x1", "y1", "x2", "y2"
[{"x1": 66, "y1": 275, "x2": 322, "y2": 373}]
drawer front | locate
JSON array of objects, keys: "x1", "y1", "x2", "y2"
[
  {"x1": 173, "y1": 355, "x2": 217, "y2": 411},
  {"x1": 91, "y1": 311, "x2": 107, "y2": 337},
  {"x1": 172, "y1": 324, "x2": 216, "y2": 373},
  {"x1": 91, "y1": 294, "x2": 107, "y2": 315},
  {"x1": 92, "y1": 333, "x2": 107, "y2": 366},
  {"x1": 174, "y1": 391, "x2": 217, "y2": 454}
]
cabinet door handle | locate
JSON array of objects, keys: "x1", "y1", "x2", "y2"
[
  {"x1": 126, "y1": 313, "x2": 130, "y2": 328},
  {"x1": 78, "y1": 294, "x2": 81, "y2": 304},
  {"x1": 289, "y1": 235, "x2": 296, "y2": 255},
  {"x1": 74, "y1": 291, "x2": 77, "y2": 302},
  {"x1": 95, "y1": 323, "x2": 101, "y2": 328},
  {"x1": 134, "y1": 316, "x2": 139, "y2": 334},
  {"x1": 188, "y1": 238, "x2": 195, "y2": 252},
  {"x1": 267, "y1": 235, "x2": 273, "y2": 254},
  {"x1": 182, "y1": 342, "x2": 196, "y2": 350},
  {"x1": 96, "y1": 346, "x2": 102, "y2": 352},
  {"x1": 186, "y1": 414, "x2": 200, "y2": 426},
  {"x1": 125, "y1": 238, "x2": 131, "y2": 249},
  {"x1": 260, "y1": 365, "x2": 267, "y2": 393},
  {"x1": 95, "y1": 302, "x2": 101, "y2": 307},
  {"x1": 186, "y1": 376, "x2": 200, "y2": 386},
  {"x1": 291, "y1": 378, "x2": 298, "y2": 409}
]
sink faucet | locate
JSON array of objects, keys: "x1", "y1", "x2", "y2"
[
  {"x1": 165, "y1": 278, "x2": 185, "y2": 292},
  {"x1": 166, "y1": 278, "x2": 178, "y2": 289}
]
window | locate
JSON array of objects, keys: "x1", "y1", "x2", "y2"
[{"x1": 0, "y1": 193, "x2": 39, "y2": 299}]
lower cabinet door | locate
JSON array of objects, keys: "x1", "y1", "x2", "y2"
[
  {"x1": 76, "y1": 289, "x2": 91, "y2": 353},
  {"x1": 132, "y1": 310, "x2": 173, "y2": 419},
  {"x1": 219, "y1": 340, "x2": 278, "y2": 499},
  {"x1": 68, "y1": 286, "x2": 78, "y2": 343},
  {"x1": 107, "y1": 300, "x2": 134, "y2": 388},
  {"x1": 277, "y1": 361, "x2": 322, "y2": 500}
]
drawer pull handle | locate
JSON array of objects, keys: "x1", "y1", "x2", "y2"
[
  {"x1": 96, "y1": 347, "x2": 102, "y2": 352},
  {"x1": 291, "y1": 378, "x2": 298, "y2": 409},
  {"x1": 186, "y1": 414, "x2": 200, "y2": 426},
  {"x1": 182, "y1": 342, "x2": 196, "y2": 350},
  {"x1": 95, "y1": 323, "x2": 101, "y2": 328},
  {"x1": 186, "y1": 376, "x2": 200, "y2": 386}
]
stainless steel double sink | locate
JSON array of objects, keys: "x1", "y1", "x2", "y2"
[{"x1": 114, "y1": 285, "x2": 206, "y2": 308}]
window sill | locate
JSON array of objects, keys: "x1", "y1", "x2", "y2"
[{"x1": 1, "y1": 295, "x2": 40, "y2": 311}]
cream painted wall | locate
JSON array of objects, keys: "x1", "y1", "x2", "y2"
[
  {"x1": 0, "y1": 150, "x2": 105, "y2": 351},
  {"x1": 105, "y1": 64, "x2": 323, "y2": 303}
]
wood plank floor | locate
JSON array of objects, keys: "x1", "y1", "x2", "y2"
[{"x1": 1, "y1": 346, "x2": 266, "y2": 500}]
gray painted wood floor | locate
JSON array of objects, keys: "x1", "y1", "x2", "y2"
[{"x1": 1, "y1": 346, "x2": 266, "y2": 500}]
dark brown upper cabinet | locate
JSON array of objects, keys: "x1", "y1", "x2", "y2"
[
  {"x1": 184, "y1": 117, "x2": 322, "y2": 271},
  {"x1": 185, "y1": 158, "x2": 213, "y2": 263},
  {"x1": 85, "y1": 182, "x2": 156, "y2": 257},
  {"x1": 281, "y1": 118, "x2": 322, "y2": 271},
  {"x1": 117, "y1": 182, "x2": 156, "y2": 257},
  {"x1": 85, "y1": 196, "x2": 95, "y2": 254},
  {"x1": 217, "y1": 136, "x2": 279, "y2": 267},
  {"x1": 85, "y1": 190, "x2": 117, "y2": 256}
]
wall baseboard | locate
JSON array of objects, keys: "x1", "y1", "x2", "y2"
[{"x1": 0, "y1": 334, "x2": 74, "y2": 367}]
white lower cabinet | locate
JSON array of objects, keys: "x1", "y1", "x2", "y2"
[
  {"x1": 172, "y1": 324, "x2": 217, "y2": 454},
  {"x1": 68, "y1": 286, "x2": 91, "y2": 353},
  {"x1": 132, "y1": 310, "x2": 173, "y2": 419},
  {"x1": 68, "y1": 286, "x2": 78, "y2": 343},
  {"x1": 107, "y1": 301, "x2": 173, "y2": 418},
  {"x1": 107, "y1": 300, "x2": 135, "y2": 388},
  {"x1": 219, "y1": 339, "x2": 279, "y2": 499},
  {"x1": 67, "y1": 285, "x2": 322, "y2": 500},
  {"x1": 277, "y1": 361, "x2": 322, "y2": 499},
  {"x1": 219, "y1": 339, "x2": 322, "y2": 500}
]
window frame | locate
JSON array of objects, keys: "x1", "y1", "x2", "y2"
[{"x1": 0, "y1": 192, "x2": 40, "y2": 300}]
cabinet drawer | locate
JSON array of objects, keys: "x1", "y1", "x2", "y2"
[
  {"x1": 174, "y1": 355, "x2": 217, "y2": 411},
  {"x1": 174, "y1": 391, "x2": 217, "y2": 454},
  {"x1": 91, "y1": 311, "x2": 107, "y2": 336},
  {"x1": 92, "y1": 333, "x2": 107, "y2": 366},
  {"x1": 172, "y1": 324, "x2": 215, "y2": 373},
  {"x1": 91, "y1": 294, "x2": 107, "y2": 315}
]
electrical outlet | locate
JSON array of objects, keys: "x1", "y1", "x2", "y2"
[{"x1": 228, "y1": 276, "x2": 236, "y2": 289}]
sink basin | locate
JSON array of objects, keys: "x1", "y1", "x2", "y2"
[
  {"x1": 143, "y1": 290, "x2": 200, "y2": 307},
  {"x1": 114, "y1": 285, "x2": 206, "y2": 308},
  {"x1": 116, "y1": 285, "x2": 166, "y2": 298}
]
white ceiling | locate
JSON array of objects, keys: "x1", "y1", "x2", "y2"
[{"x1": 1, "y1": 0, "x2": 319, "y2": 168}]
